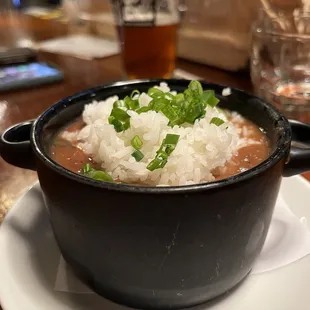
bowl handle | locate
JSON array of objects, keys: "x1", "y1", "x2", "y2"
[
  {"x1": 284, "y1": 120, "x2": 310, "y2": 177},
  {"x1": 0, "y1": 120, "x2": 36, "y2": 171}
]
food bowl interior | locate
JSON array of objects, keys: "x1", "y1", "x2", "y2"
[{"x1": 36, "y1": 79, "x2": 290, "y2": 183}]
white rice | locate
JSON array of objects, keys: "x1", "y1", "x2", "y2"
[
  {"x1": 64, "y1": 83, "x2": 247, "y2": 186},
  {"x1": 61, "y1": 131, "x2": 79, "y2": 142},
  {"x1": 222, "y1": 87, "x2": 232, "y2": 96}
]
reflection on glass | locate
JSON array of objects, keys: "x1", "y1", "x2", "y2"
[{"x1": 251, "y1": 8, "x2": 310, "y2": 123}]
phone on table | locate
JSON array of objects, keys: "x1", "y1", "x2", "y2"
[{"x1": 0, "y1": 61, "x2": 64, "y2": 92}]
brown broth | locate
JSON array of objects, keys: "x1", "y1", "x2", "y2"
[
  {"x1": 50, "y1": 119, "x2": 94, "y2": 173},
  {"x1": 213, "y1": 118, "x2": 269, "y2": 180},
  {"x1": 50, "y1": 115, "x2": 270, "y2": 183}
]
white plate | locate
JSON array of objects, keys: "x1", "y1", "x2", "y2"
[{"x1": 0, "y1": 177, "x2": 310, "y2": 310}]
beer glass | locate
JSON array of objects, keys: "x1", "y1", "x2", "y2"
[{"x1": 110, "y1": 0, "x2": 180, "y2": 79}]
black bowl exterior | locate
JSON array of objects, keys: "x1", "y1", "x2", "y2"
[
  {"x1": 28, "y1": 79, "x2": 292, "y2": 309},
  {"x1": 36, "y1": 156, "x2": 284, "y2": 309}
]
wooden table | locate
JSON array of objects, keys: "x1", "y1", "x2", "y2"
[{"x1": 0, "y1": 12, "x2": 309, "y2": 225}]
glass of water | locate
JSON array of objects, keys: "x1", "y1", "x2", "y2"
[{"x1": 251, "y1": 9, "x2": 310, "y2": 123}]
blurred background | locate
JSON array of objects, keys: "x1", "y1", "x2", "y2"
[{"x1": 0, "y1": 0, "x2": 310, "y2": 123}]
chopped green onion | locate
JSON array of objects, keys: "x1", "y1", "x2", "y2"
[
  {"x1": 164, "y1": 93, "x2": 175, "y2": 101},
  {"x1": 188, "y1": 80, "x2": 203, "y2": 96},
  {"x1": 136, "y1": 106, "x2": 151, "y2": 114},
  {"x1": 110, "y1": 80, "x2": 222, "y2": 132},
  {"x1": 131, "y1": 90, "x2": 140, "y2": 99},
  {"x1": 184, "y1": 102, "x2": 205, "y2": 124},
  {"x1": 164, "y1": 133, "x2": 180, "y2": 146},
  {"x1": 108, "y1": 116, "x2": 124, "y2": 132},
  {"x1": 152, "y1": 98, "x2": 169, "y2": 112},
  {"x1": 109, "y1": 101, "x2": 131, "y2": 132},
  {"x1": 183, "y1": 89, "x2": 192, "y2": 101},
  {"x1": 148, "y1": 99, "x2": 155, "y2": 110},
  {"x1": 131, "y1": 135, "x2": 143, "y2": 150},
  {"x1": 81, "y1": 164, "x2": 113, "y2": 183},
  {"x1": 91, "y1": 170, "x2": 114, "y2": 182},
  {"x1": 82, "y1": 163, "x2": 91, "y2": 174},
  {"x1": 131, "y1": 135, "x2": 144, "y2": 161},
  {"x1": 129, "y1": 100, "x2": 139, "y2": 110},
  {"x1": 124, "y1": 96, "x2": 131, "y2": 106},
  {"x1": 147, "y1": 153, "x2": 168, "y2": 171},
  {"x1": 162, "y1": 134, "x2": 180, "y2": 155},
  {"x1": 173, "y1": 93, "x2": 185, "y2": 106},
  {"x1": 110, "y1": 107, "x2": 130, "y2": 121},
  {"x1": 210, "y1": 117, "x2": 225, "y2": 126},
  {"x1": 122, "y1": 119, "x2": 130, "y2": 131},
  {"x1": 147, "y1": 134, "x2": 179, "y2": 171},
  {"x1": 161, "y1": 104, "x2": 179, "y2": 124},
  {"x1": 201, "y1": 90, "x2": 220, "y2": 108},
  {"x1": 132, "y1": 149, "x2": 144, "y2": 162},
  {"x1": 113, "y1": 100, "x2": 127, "y2": 109},
  {"x1": 148, "y1": 88, "x2": 164, "y2": 99},
  {"x1": 124, "y1": 96, "x2": 139, "y2": 110},
  {"x1": 146, "y1": 157, "x2": 163, "y2": 171}
]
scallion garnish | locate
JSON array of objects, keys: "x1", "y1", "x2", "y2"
[
  {"x1": 109, "y1": 81, "x2": 223, "y2": 138},
  {"x1": 108, "y1": 116, "x2": 123, "y2": 132},
  {"x1": 147, "y1": 134, "x2": 179, "y2": 171},
  {"x1": 173, "y1": 93, "x2": 184, "y2": 106},
  {"x1": 91, "y1": 171, "x2": 114, "y2": 182},
  {"x1": 143, "y1": 81, "x2": 220, "y2": 126},
  {"x1": 164, "y1": 133, "x2": 180, "y2": 147},
  {"x1": 164, "y1": 93, "x2": 175, "y2": 101},
  {"x1": 132, "y1": 149, "x2": 144, "y2": 162},
  {"x1": 201, "y1": 90, "x2": 220, "y2": 108},
  {"x1": 160, "y1": 104, "x2": 179, "y2": 125},
  {"x1": 131, "y1": 135, "x2": 144, "y2": 161},
  {"x1": 81, "y1": 164, "x2": 113, "y2": 183},
  {"x1": 131, "y1": 135, "x2": 143, "y2": 150},
  {"x1": 124, "y1": 96, "x2": 139, "y2": 110},
  {"x1": 111, "y1": 107, "x2": 130, "y2": 121},
  {"x1": 136, "y1": 106, "x2": 151, "y2": 114},
  {"x1": 188, "y1": 80, "x2": 203, "y2": 96},
  {"x1": 82, "y1": 163, "x2": 92, "y2": 174},
  {"x1": 147, "y1": 153, "x2": 168, "y2": 171},
  {"x1": 152, "y1": 98, "x2": 169, "y2": 112},
  {"x1": 108, "y1": 105, "x2": 131, "y2": 132},
  {"x1": 108, "y1": 116, "x2": 130, "y2": 132},
  {"x1": 210, "y1": 117, "x2": 225, "y2": 126},
  {"x1": 131, "y1": 90, "x2": 140, "y2": 99},
  {"x1": 148, "y1": 87, "x2": 164, "y2": 99},
  {"x1": 113, "y1": 100, "x2": 127, "y2": 109}
]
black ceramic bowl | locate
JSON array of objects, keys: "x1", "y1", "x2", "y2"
[{"x1": 1, "y1": 80, "x2": 310, "y2": 310}]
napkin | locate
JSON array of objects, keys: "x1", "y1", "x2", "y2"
[
  {"x1": 36, "y1": 35, "x2": 119, "y2": 60},
  {"x1": 54, "y1": 193, "x2": 310, "y2": 293}
]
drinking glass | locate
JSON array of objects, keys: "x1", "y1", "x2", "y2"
[
  {"x1": 251, "y1": 9, "x2": 310, "y2": 123},
  {"x1": 110, "y1": 0, "x2": 180, "y2": 79}
]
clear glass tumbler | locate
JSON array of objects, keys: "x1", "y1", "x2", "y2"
[
  {"x1": 251, "y1": 9, "x2": 310, "y2": 123},
  {"x1": 110, "y1": 0, "x2": 180, "y2": 79}
]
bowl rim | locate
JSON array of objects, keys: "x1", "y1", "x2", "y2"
[{"x1": 31, "y1": 78, "x2": 292, "y2": 194}]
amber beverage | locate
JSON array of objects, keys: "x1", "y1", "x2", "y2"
[
  {"x1": 117, "y1": 22, "x2": 177, "y2": 79},
  {"x1": 111, "y1": 0, "x2": 179, "y2": 79}
]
